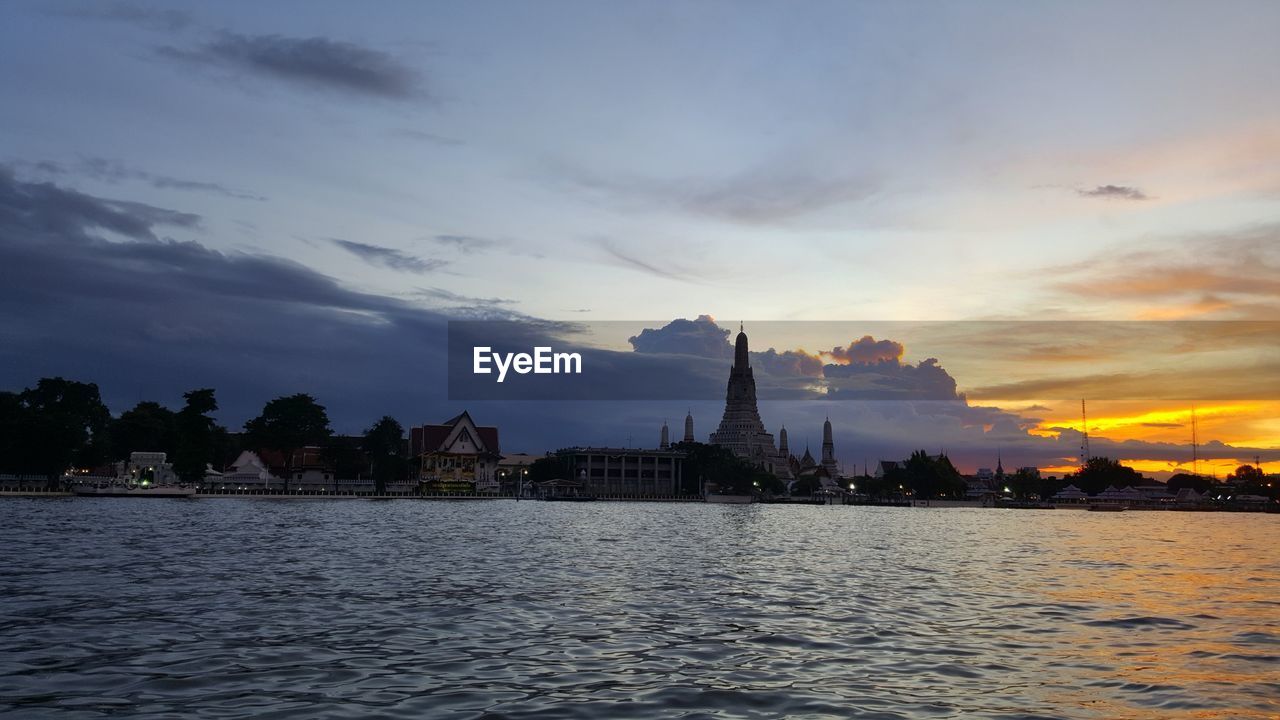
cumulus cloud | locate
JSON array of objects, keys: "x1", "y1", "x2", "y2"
[
  {"x1": 332, "y1": 239, "x2": 447, "y2": 274},
  {"x1": 1077, "y1": 184, "x2": 1149, "y2": 201},
  {"x1": 823, "y1": 357, "x2": 960, "y2": 401},
  {"x1": 751, "y1": 348, "x2": 825, "y2": 378},
  {"x1": 825, "y1": 335, "x2": 904, "y2": 365},
  {"x1": 629, "y1": 315, "x2": 731, "y2": 359},
  {"x1": 624, "y1": 317, "x2": 962, "y2": 399},
  {"x1": 158, "y1": 32, "x2": 423, "y2": 100}
]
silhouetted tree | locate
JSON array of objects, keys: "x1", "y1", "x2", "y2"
[
  {"x1": 899, "y1": 450, "x2": 965, "y2": 499},
  {"x1": 173, "y1": 389, "x2": 220, "y2": 483},
  {"x1": 670, "y1": 441, "x2": 777, "y2": 495},
  {"x1": 1008, "y1": 466, "x2": 1048, "y2": 499},
  {"x1": 363, "y1": 416, "x2": 406, "y2": 494},
  {"x1": 0, "y1": 391, "x2": 31, "y2": 475},
  {"x1": 1228, "y1": 464, "x2": 1264, "y2": 484},
  {"x1": 15, "y1": 378, "x2": 111, "y2": 487},
  {"x1": 1167, "y1": 472, "x2": 1212, "y2": 495},
  {"x1": 110, "y1": 401, "x2": 178, "y2": 460},
  {"x1": 527, "y1": 454, "x2": 570, "y2": 485},
  {"x1": 243, "y1": 394, "x2": 331, "y2": 492},
  {"x1": 792, "y1": 474, "x2": 822, "y2": 496},
  {"x1": 1071, "y1": 457, "x2": 1146, "y2": 495},
  {"x1": 1228, "y1": 464, "x2": 1274, "y2": 499}
]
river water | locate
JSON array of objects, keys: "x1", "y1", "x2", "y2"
[{"x1": 0, "y1": 499, "x2": 1277, "y2": 719}]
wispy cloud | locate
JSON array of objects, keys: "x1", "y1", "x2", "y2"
[
  {"x1": 1050, "y1": 223, "x2": 1280, "y2": 318},
  {"x1": 592, "y1": 238, "x2": 699, "y2": 282},
  {"x1": 414, "y1": 287, "x2": 514, "y2": 307},
  {"x1": 561, "y1": 163, "x2": 879, "y2": 226},
  {"x1": 392, "y1": 129, "x2": 463, "y2": 146},
  {"x1": 332, "y1": 239, "x2": 446, "y2": 274},
  {"x1": 49, "y1": 2, "x2": 194, "y2": 32},
  {"x1": 33, "y1": 156, "x2": 266, "y2": 201},
  {"x1": 433, "y1": 234, "x2": 498, "y2": 255},
  {"x1": 1077, "y1": 184, "x2": 1149, "y2": 201},
  {"x1": 157, "y1": 32, "x2": 424, "y2": 100}
]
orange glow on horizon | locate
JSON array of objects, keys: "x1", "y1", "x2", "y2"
[
  {"x1": 1036, "y1": 459, "x2": 1278, "y2": 479},
  {"x1": 1028, "y1": 403, "x2": 1266, "y2": 437}
]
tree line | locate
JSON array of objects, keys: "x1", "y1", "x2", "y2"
[{"x1": 0, "y1": 377, "x2": 408, "y2": 492}]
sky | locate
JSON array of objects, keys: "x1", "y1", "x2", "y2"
[{"x1": 1, "y1": 1, "x2": 1278, "y2": 478}]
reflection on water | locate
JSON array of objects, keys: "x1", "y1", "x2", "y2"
[{"x1": 0, "y1": 500, "x2": 1277, "y2": 719}]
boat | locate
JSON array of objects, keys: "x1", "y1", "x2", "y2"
[
  {"x1": 73, "y1": 481, "x2": 197, "y2": 498},
  {"x1": 1088, "y1": 504, "x2": 1126, "y2": 512}
]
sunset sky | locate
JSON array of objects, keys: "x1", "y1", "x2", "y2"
[{"x1": 1, "y1": 1, "x2": 1277, "y2": 478}]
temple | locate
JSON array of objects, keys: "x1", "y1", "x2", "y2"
[
  {"x1": 668, "y1": 323, "x2": 846, "y2": 490},
  {"x1": 708, "y1": 323, "x2": 792, "y2": 481}
]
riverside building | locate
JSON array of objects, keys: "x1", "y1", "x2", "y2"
[{"x1": 410, "y1": 411, "x2": 502, "y2": 493}]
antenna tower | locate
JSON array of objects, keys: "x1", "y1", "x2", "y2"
[
  {"x1": 1079, "y1": 399, "x2": 1091, "y2": 466},
  {"x1": 1191, "y1": 405, "x2": 1199, "y2": 477}
]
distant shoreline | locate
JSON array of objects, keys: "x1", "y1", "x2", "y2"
[{"x1": 2, "y1": 491, "x2": 1277, "y2": 512}]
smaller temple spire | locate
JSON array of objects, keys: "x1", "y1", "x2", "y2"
[
  {"x1": 660, "y1": 421, "x2": 670, "y2": 449},
  {"x1": 684, "y1": 411, "x2": 694, "y2": 443}
]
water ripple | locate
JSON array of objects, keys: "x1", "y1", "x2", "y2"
[{"x1": 0, "y1": 499, "x2": 1277, "y2": 719}]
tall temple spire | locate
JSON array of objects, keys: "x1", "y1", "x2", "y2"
[
  {"x1": 660, "y1": 421, "x2": 669, "y2": 449},
  {"x1": 733, "y1": 323, "x2": 750, "y2": 369},
  {"x1": 684, "y1": 411, "x2": 694, "y2": 443},
  {"x1": 779, "y1": 425, "x2": 789, "y2": 455},
  {"x1": 821, "y1": 416, "x2": 838, "y2": 477},
  {"x1": 710, "y1": 323, "x2": 789, "y2": 480}
]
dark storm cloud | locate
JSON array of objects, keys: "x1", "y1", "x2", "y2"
[
  {"x1": 0, "y1": 165, "x2": 459, "y2": 428},
  {"x1": 332, "y1": 239, "x2": 448, "y2": 274},
  {"x1": 1077, "y1": 184, "x2": 1149, "y2": 201},
  {"x1": 0, "y1": 168, "x2": 769, "y2": 435},
  {"x1": 158, "y1": 32, "x2": 423, "y2": 100},
  {"x1": 0, "y1": 165, "x2": 199, "y2": 241}
]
